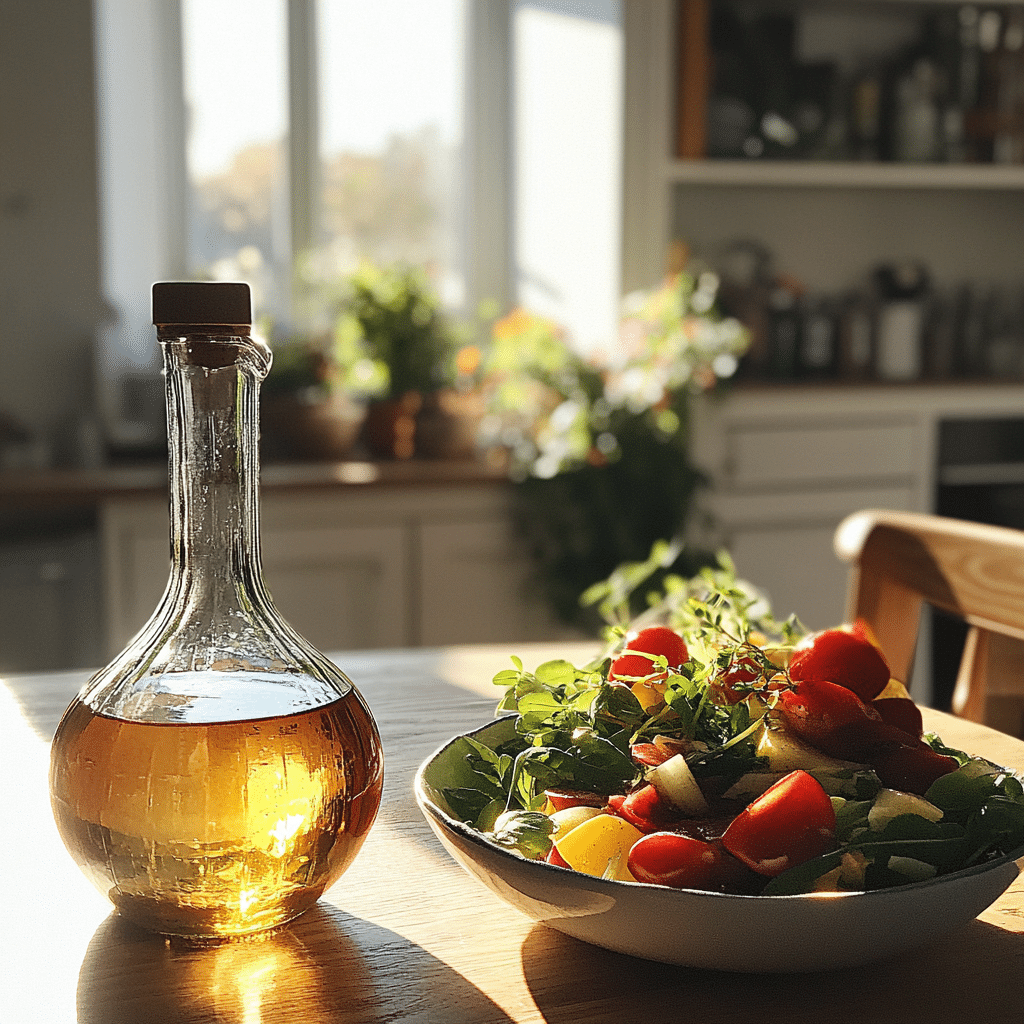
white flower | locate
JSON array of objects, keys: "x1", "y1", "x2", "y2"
[{"x1": 549, "y1": 399, "x2": 582, "y2": 433}]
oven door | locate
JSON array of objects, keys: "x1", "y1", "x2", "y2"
[{"x1": 932, "y1": 418, "x2": 1024, "y2": 709}]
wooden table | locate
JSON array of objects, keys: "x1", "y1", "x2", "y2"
[{"x1": 5, "y1": 641, "x2": 1024, "y2": 1024}]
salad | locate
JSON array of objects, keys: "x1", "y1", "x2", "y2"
[{"x1": 440, "y1": 557, "x2": 1024, "y2": 896}]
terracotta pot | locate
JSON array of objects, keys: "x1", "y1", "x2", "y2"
[
  {"x1": 361, "y1": 392, "x2": 423, "y2": 460},
  {"x1": 261, "y1": 393, "x2": 367, "y2": 461},
  {"x1": 415, "y1": 388, "x2": 486, "y2": 460}
]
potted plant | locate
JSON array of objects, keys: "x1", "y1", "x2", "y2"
[
  {"x1": 478, "y1": 265, "x2": 750, "y2": 630},
  {"x1": 337, "y1": 261, "x2": 460, "y2": 459},
  {"x1": 260, "y1": 321, "x2": 384, "y2": 462}
]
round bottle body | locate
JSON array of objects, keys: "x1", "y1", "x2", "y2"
[{"x1": 49, "y1": 675, "x2": 383, "y2": 938}]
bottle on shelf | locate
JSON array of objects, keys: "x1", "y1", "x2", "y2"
[
  {"x1": 49, "y1": 282, "x2": 384, "y2": 939},
  {"x1": 874, "y1": 262, "x2": 930, "y2": 382},
  {"x1": 994, "y1": 9, "x2": 1024, "y2": 164},
  {"x1": 893, "y1": 58, "x2": 942, "y2": 163},
  {"x1": 689, "y1": 1, "x2": 1024, "y2": 168},
  {"x1": 797, "y1": 295, "x2": 839, "y2": 379},
  {"x1": 766, "y1": 277, "x2": 804, "y2": 380},
  {"x1": 836, "y1": 290, "x2": 877, "y2": 380}
]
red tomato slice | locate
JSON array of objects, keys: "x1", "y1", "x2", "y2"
[
  {"x1": 609, "y1": 626, "x2": 689, "y2": 681},
  {"x1": 611, "y1": 784, "x2": 680, "y2": 833},
  {"x1": 872, "y1": 742, "x2": 959, "y2": 796},
  {"x1": 544, "y1": 788, "x2": 608, "y2": 812},
  {"x1": 630, "y1": 742, "x2": 674, "y2": 768},
  {"x1": 627, "y1": 832, "x2": 721, "y2": 889},
  {"x1": 711, "y1": 843, "x2": 767, "y2": 894},
  {"x1": 871, "y1": 696, "x2": 924, "y2": 740},
  {"x1": 721, "y1": 770, "x2": 836, "y2": 878},
  {"x1": 775, "y1": 677, "x2": 908, "y2": 761},
  {"x1": 546, "y1": 844, "x2": 571, "y2": 868},
  {"x1": 789, "y1": 627, "x2": 891, "y2": 701},
  {"x1": 711, "y1": 655, "x2": 762, "y2": 704}
]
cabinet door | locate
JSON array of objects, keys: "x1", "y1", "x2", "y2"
[
  {"x1": 262, "y1": 525, "x2": 408, "y2": 651},
  {"x1": 418, "y1": 519, "x2": 560, "y2": 646},
  {"x1": 0, "y1": 534, "x2": 103, "y2": 672},
  {"x1": 100, "y1": 499, "x2": 170, "y2": 656},
  {"x1": 728, "y1": 523, "x2": 851, "y2": 632},
  {"x1": 101, "y1": 498, "x2": 410, "y2": 657},
  {"x1": 715, "y1": 485, "x2": 916, "y2": 631}
]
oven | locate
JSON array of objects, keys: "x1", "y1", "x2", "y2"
[{"x1": 932, "y1": 417, "x2": 1024, "y2": 710}]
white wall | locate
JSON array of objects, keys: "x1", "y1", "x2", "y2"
[{"x1": 0, "y1": 0, "x2": 105, "y2": 453}]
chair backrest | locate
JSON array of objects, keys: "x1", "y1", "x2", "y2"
[{"x1": 834, "y1": 509, "x2": 1024, "y2": 736}]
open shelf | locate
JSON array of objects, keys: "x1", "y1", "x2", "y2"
[{"x1": 666, "y1": 159, "x2": 1024, "y2": 190}]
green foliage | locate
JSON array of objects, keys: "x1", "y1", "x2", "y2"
[
  {"x1": 479, "y1": 270, "x2": 750, "y2": 630},
  {"x1": 511, "y1": 412, "x2": 713, "y2": 629},
  {"x1": 488, "y1": 810, "x2": 556, "y2": 859},
  {"x1": 262, "y1": 342, "x2": 330, "y2": 398},
  {"x1": 264, "y1": 260, "x2": 458, "y2": 402},
  {"x1": 338, "y1": 261, "x2": 454, "y2": 398}
]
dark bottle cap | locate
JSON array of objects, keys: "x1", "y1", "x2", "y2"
[{"x1": 152, "y1": 281, "x2": 252, "y2": 325}]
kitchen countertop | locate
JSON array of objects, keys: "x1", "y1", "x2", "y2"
[{"x1": 0, "y1": 457, "x2": 509, "y2": 510}]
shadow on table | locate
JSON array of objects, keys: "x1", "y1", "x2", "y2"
[
  {"x1": 77, "y1": 903, "x2": 514, "y2": 1024},
  {"x1": 520, "y1": 917, "x2": 1024, "y2": 1024}
]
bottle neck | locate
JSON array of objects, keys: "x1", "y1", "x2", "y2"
[
  {"x1": 159, "y1": 327, "x2": 271, "y2": 603},
  {"x1": 76, "y1": 320, "x2": 356, "y2": 720}
]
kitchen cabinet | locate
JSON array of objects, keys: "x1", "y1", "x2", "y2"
[
  {"x1": 100, "y1": 480, "x2": 567, "y2": 661},
  {"x1": 0, "y1": 529, "x2": 102, "y2": 673}
]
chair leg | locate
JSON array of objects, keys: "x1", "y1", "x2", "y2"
[
  {"x1": 951, "y1": 626, "x2": 987, "y2": 725},
  {"x1": 951, "y1": 628, "x2": 1024, "y2": 735}
]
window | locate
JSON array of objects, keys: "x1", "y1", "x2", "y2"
[
  {"x1": 316, "y1": 0, "x2": 467, "y2": 308},
  {"x1": 181, "y1": 0, "x2": 289, "y2": 319},
  {"x1": 181, "y1": 0, "x2": 468, "y2": 330},
  {"x1": 94, "y1": 0, "x2": 623, "y2": 442},
  {"x1": 513, "y1": 0, "x2": 622, "y2": 355}
]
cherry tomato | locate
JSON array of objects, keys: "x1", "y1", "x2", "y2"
[
  {"x1": 721, "y1": 770, "x2": 836, "y2": 878},
  {"x1": 789, "y1": 627, "x2": 891, "y2": 702},
  {"x1": 627, "y1": 832, "x2": 721, "y2": 889},
  {"x1": 871, "y1": 697, "x2": 924, "y2": 740},
  {"x1": 613, "y1": 783, "x2": 680, "y2": 833},
  {"x1": 775, "y1": 677, "x2": 907, "y2": 761},
  {"x1": 872, "y1": 742, "x2": 959, "y2": 796},
  {"x1": 609, "y1": 626, "x2": 689, "y2": 682},
  {"x1": 711, "y1": 655, "x2": 762, "y2": 704}
]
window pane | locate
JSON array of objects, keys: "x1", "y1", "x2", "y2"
[
  {"x1": 317, "y1": 0, "x2": 466, "y2": 308},
  {"x1": 182, "y1": 0, "x2": 288, "y2": 319},
  {"x1": 514, "y1": 0, "x2": 622, "y2": 354}
]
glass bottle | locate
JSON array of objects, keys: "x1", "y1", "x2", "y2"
[{"x1": 49, "y1": 282, "x2": 384, "y2": 938}]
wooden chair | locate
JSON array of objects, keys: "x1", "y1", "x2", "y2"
[{"x1": 834, "y1": 509, "x2": 1024, "y2": 736}]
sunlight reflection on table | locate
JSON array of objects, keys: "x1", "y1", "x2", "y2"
[{"x1": 0, "y1": 681, "x2": 110, "y2": 1021}]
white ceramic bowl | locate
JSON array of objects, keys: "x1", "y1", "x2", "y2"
[{"x1": 415, "y1": 717, "x2": 1024, "y2": 973}]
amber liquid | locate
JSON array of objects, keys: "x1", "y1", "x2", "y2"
[{"x1": 50, "y1": 685, "x2": 383, "y2": 938}]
